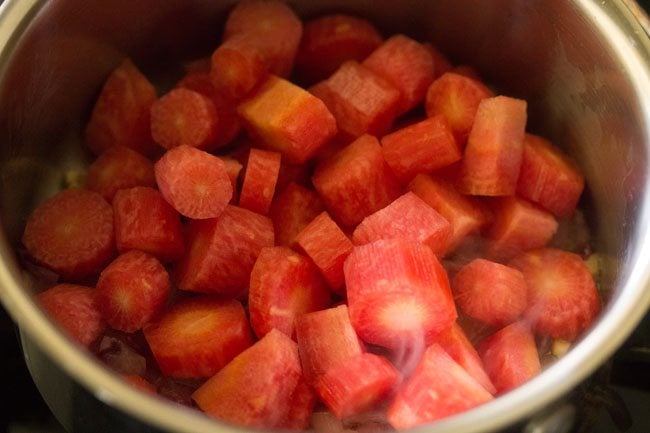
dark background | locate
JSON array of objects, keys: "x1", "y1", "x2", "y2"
[
  {"x1": 0, "y1": 307, "x2": 65, "y2": 432},
  {"x1": 3, "y1": 1, "x2": 650, "y2": 432}
]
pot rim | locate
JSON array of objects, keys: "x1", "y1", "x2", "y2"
[{"x1": 1, "y1": 1, "x2": 650, "y2": 432}]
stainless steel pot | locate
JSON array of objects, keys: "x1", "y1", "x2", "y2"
[{"x1": 1, "y1": 0, "x2": 650, "y2": 432}]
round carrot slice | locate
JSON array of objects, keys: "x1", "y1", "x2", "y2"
[
  {"x1": 453, "y1": 258, "x2": 528, "y2": 327},
  {"x1": 154, "y1": 145, "x2": 233, "y2": 219},
  {"x1": 96, "y1": 250, "x2": 170, "y2": 333},
  {"x1": 150, "y1": 88, "x2": 219, "y2": 150},
  {"x1": 509, "y1": 248, "x2": 600, "y2": 341},
  {"x1": 22, "y1": 188, "x2": 115, "y2": 280}
]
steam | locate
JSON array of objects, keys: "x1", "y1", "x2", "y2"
[{"x1": 386, "y1": 330, "x2": 427, "y2": 380}]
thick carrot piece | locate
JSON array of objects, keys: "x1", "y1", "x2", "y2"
[
  {"x1": 154, "y1": 145, "x2": 232, "y2": 219},
  {"x1": 434, "y1": 322, "x2": 497, "y2": 395},
  {"x1": 150, "y1": 88, "x2": 219, "y2": 150},
  {"x1": 344, "y1": 239, "x2": 457, "y2": 350},
  {"x1": 381, "y1": 115, "x2": 461, "y2": 184},
  {"x1": 310, "y1": 61, "x2": 400, "y2": 137},
  {"x1": 312, "y1": 134, "x2": 401, "y2": 227},
  {"x1": 210, "y1": 34, "x2": 268, "y2": 101},
  {"x1": 269, "y1": 182, "x2": 325, "y2": 246},
  {"x1": 177, "y1": 68, "x2": 242, "y2": 149},
  {"x1": 22, "y1": 188, "x2": 115, "y2": 280},
  {"x1": 363, "y1": 35, "x2": 435, "y2": 114},
  {"x1": 238, "y1": 76, "x2": 338, "y2": 164},
  {"x1": 239, "y1": 148, "x2": 282, "y2": 215},
  {"x1": 294, "y1": 211, "x2": 354, "y2": 294},
  {"x1": 387, "y1": 344, "x2": 493, "y2": 429},
  {"x1": 409, "y1": 174, "x2": 490, "y2": 251},
  {"x1": 38, "y1": 284, "x2": 106, "y2": 348},
  {"x1": 516, "y1": 133, "x2": 585, "y2": 218},
  {"x1": 477, "y1": 322, "x2": 541, "y2": 395},
  {"x1": 175, "y1": 205, "x2": 274, "y2": 298},
  {"x1": 192, "y1": 329, "x2": 302, "y2": 429},
  {"x1": 85, "y1": 59, "x2": 157, "y2": 156},
  {"x1": 352, "y1": 192, "x2": 453, "y2": 256},
  {"x1": 144, "y1": 297, "x2": 253, "y2": 379},
  {"x1": 212, "y1": 9, "x2": 292, "y2": 100},
  {"x1": 296, "y1": 14, "x2": 383, "y2": 83},
  {"x1": 113, "y1": 187, "x2": 184, "y2": 263},
  {"x1": 96, "y1": 250, "x2": 170, "y2": 333},
  {"x1": 316, "y1": 353, "x2": 401, "y2": 419},
  {"x1": 486, "y1": 196, "x2": 558, "y2": 262},
  {"x1": 425, "y1": 72, "x2": 493, "y2": 146},
  {"x1": 295, "y1": 305, "x2": 364, "y2": 385},
  {"x1": 85, "y1": 145, "x2": 156, "y2": 203},
  {"x1": 458, "y1": 96, "x2": 528, "y2": 196},
  {"x1": 249, "y1": 247, "x2": 331, "y2": 339},
  {"x1": 223, "y1": 0, "x2": 303, "y2": 77}
]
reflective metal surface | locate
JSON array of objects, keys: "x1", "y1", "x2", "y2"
[{"x1": 0, "y1": 1, "x2": 650, "y2": 432}]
